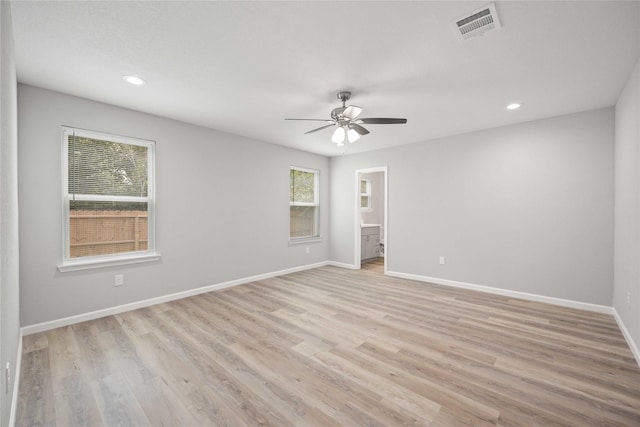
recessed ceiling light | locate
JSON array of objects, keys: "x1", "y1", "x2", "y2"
[
  {"x1": 506, "y1": 102, "x2": 522, "y2": 110},
  {"x1": 123, "y1": 75, "x2": 146, "y2": 85}
]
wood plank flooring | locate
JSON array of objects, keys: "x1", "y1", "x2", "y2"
[{"x1": 16, "y1": 259, "x2": 640, "y2": 426}]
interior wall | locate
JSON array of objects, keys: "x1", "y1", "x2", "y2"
[
  {"x1": 614, "y1": 56, "x2": 640, "y2": 356},
  {"x1": 330, "y1": 108, "x2": 614, "y2": 306},
  {"x1": 18, "y1": 84, "x2": 330, "y2": 327},
  {"x1": 0, "y1": 2, "x2": 20, "y2": 426}
]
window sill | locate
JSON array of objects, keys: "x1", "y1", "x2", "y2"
[
  {"x1": 289, "y1": 237, "x2": 323, "y2": 246},
  {"x1": 57, "y1": 252, "x2": 161, "y2": 273}
]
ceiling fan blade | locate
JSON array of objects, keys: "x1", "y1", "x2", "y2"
[
  {"x1": 343, "y1": 105, "x2": 363, "y2": 120},
  {"x1": 304, "y1": 123, "x2": 336, "y2": 134},
  {"x1": 350, "y1": 123, "x2": 370, "y2": 136},
  {"x1": 358, "y1": 118, "x2": 407, "y2": 124},
  {"x1": 285, "y1": 118, "x2": 334, "y2": 122}
]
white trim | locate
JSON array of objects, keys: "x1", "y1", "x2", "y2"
[
  {"x1": 355, "y1": 169, "x2": 361, "y2": 269},
  {"x1": 613, "y1": 309, "x2": 640, "y2": 368},
  {"x1": 62, "y1": 126, "x2": 155, "y2": 147},
  {"x1": 290, "y1": 165, "x2": 319, "y2": 175},
  {"x1": 355, "y1": 167, "x2": 388, "y2": 274},
  {"x1": 8, "y1": 333, "x2": 23, "y2": 427},
  {"x1": 386, "y1": 270, "x2": 614, "y2": 314},
  {"x1": 58, "y1": 252, "x2": 161, "y2": 272},
  {"x1": 61, "y1": 127, "x2": 70, "y2": 260},
  {"x1": 327, "y1": 260, "x2": 360, "y2": 270},
  {"x1": 289, "y1": 201, "x2": 317, "y2": 207},
  {"x1": 23, "y1": 261, "x2": 330, "y2": 335},
  {"x1": 65, "y1": 194, "x2": 148, "y2": 203},
  {"x1": 288, "y1": 237, "x2": 323, "y2": 246}
]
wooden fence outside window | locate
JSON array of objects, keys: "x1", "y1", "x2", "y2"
[{"x1": 69, "y1": 210, "x2": 148, "y2": 258}]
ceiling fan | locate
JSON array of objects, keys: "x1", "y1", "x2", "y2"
[{"x1": 285, "y1": 91, "x2": 407, "y2": 146}]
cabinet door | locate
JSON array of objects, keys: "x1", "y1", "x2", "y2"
[
  {"x1": 362, "y1": 227, "x2": 381, "y2": 260},
  {"x1": 361, "y1": 236, "x2": 368, "y2": 260},
  {"x1": 372, "y1": 236, "x2": 380, "y2": 257}
]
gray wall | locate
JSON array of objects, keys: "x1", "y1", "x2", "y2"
[
  {"x1": 0, "y1": 2, "x2": 20, "y2": 426},
  {"x1": 18, "y1": 84, "x2": 329, "y2": 327},
  {"x1": 331, "y1": 108, "x2": 614, "y2": 305},
  {"x1": 614, "y1": 57, "x2": 640, "y2": 353}
]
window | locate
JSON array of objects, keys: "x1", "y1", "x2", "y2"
[
  {"x1": 290, "y1": 166, "x2": 319, "y2": 240},
  {"x1": 360, "y1": 178, "x2": 371, "y2": 210},
  {"x1": 61, "y1": 127, "x2": 157, "y2": 270}
]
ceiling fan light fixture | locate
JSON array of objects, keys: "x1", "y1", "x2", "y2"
[
  {"x1": 331, "y1": 126, "x2": 345, "y2": 144},
  {"x1": 347, "y1": 128, "x2": 360, "y2": 143}
]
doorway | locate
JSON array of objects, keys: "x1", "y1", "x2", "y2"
[{"x1": 355, "y1": 166, "x2": 387, "y2": 273}]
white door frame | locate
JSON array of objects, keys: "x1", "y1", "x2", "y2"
[{"x1": 355, "y1": 166, "x2": 388, "y2": 273}]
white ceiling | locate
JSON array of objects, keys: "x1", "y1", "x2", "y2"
[{"x1": 9, "y1": 1, "x2": 640, "y2": 157}]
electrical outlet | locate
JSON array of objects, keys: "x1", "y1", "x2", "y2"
[
  {"x1": 627, "y1": 292, "x2": 631, "y2": 305},
  {"x1": 114, "y1": 274, "x2": 124, "y2": 287},
  {"x1": 306, "y1": 247, "x2": 310, "y2": 254},
  {"x1": 5, "y1": 363, "x2": 9, "y2": 394},
  {"x1": 439, "y1": 256, "x2": 445, "y2": 265}
]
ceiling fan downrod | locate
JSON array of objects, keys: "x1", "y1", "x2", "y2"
[{"x1": 337, "y1": 91, "x2": 351, "y2": 106}]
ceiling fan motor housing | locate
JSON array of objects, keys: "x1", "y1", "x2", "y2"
[
  {"x1": 331, "y1": 107, "x2": 347, "y2": 120},
  {"x1": 332, "y1": 91, "x2": 352, "y2": 120}
]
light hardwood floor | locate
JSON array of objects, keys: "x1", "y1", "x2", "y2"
[{"x1": 16, "y1": 259, "x2": 640, "y2": 426}]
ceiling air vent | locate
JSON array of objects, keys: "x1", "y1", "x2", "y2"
[{"x1": 452, "y1": 3, "x2": 501, "y2": 41}]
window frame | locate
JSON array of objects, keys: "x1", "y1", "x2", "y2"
[
  {"x1": 289, "y1": 165, "x2": 320, "y2": 243},
  {"x1": 59, "y1": 126, "x2": 159, "y2": 272},
  {"x1": 360, "y1": 178, "x2": 372, "y2": 211}
]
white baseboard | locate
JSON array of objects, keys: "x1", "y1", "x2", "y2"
[
  {"x1": 613, "y1": 309, "x2": 640, "y2": 368},
  {"x1": 8, "y1": 333, "x2": 22, "y2": 427},
  {"x1": 386, "y1": 270, "x2": 614, "y2": 314},
  {"x1": 21, "y1": 261, "x2": 330, "y2": 336},
  {"x1": 327, "y1": 260, "x2": 359, "y2": 270}
]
